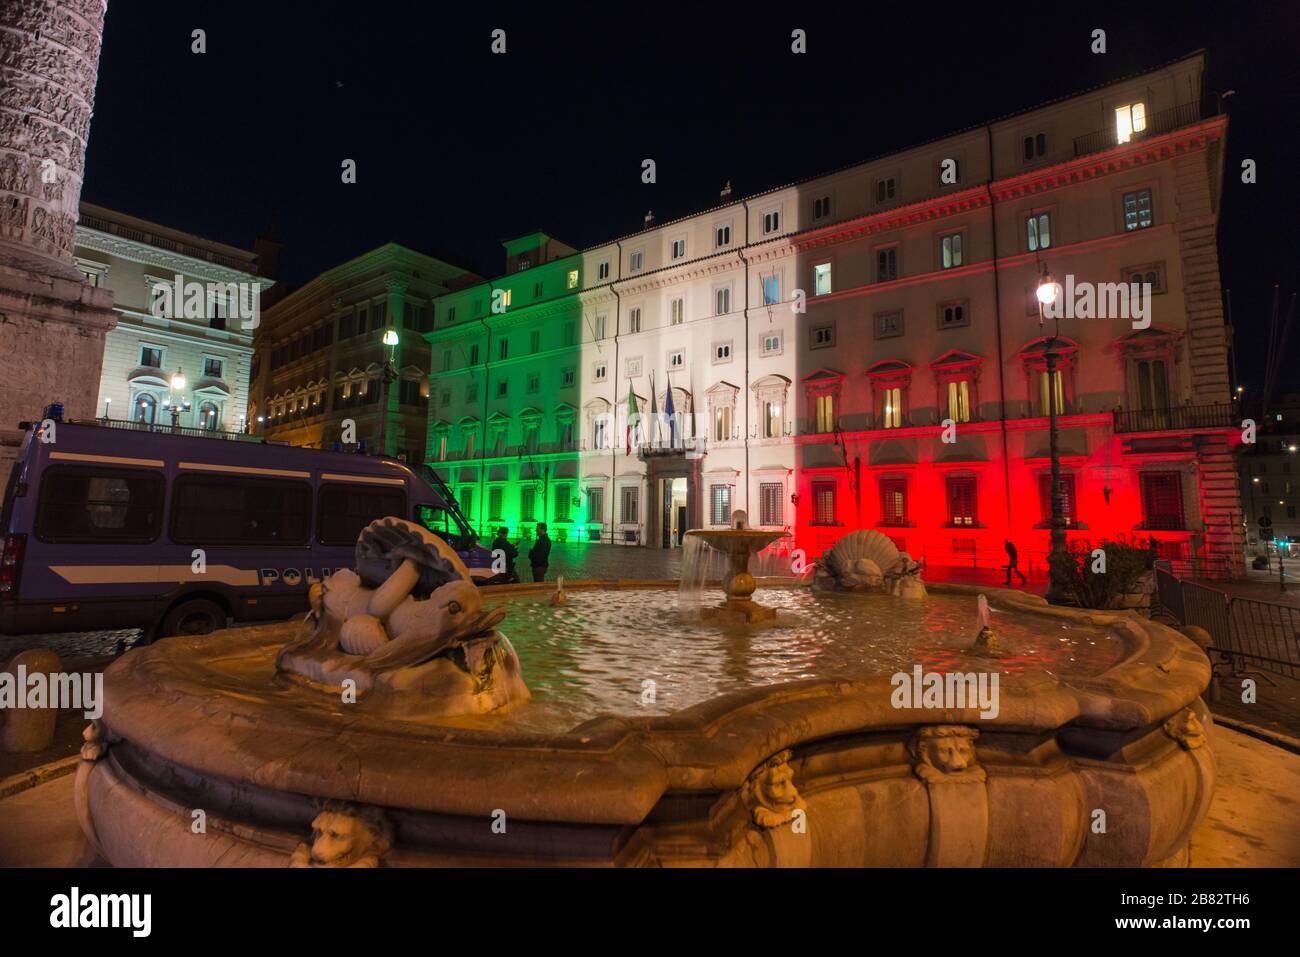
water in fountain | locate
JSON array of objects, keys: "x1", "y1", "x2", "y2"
[{"x1": 678, "y1": 533, "x2": 728, "y2": 612}]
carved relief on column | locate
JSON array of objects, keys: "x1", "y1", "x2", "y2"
[{"x1": 0, "y1": 1, "x2": 109, "y2": 262}]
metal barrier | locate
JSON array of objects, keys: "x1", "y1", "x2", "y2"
[{"x1": 1155, "y1": 561, "x2": 1300, "y2": 680}]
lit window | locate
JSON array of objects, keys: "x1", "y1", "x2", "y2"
[
  {"x1": 710, "y1": 485, "x2": 732, "y2": 525},
  {"x1": 815, "y1": 394, "x2": 835, "y2": 434},
  {"x1": 1038, "y1": 369, "x2": 1065, "y2": 415},
  {"x1": 813, "y1": 263, "x2": 832, "y2": 296},
  {"x1": 881, "y1": 387, "x2": 903, "y2": 429},
  {"x1": 566, "y1": 269, "x2": 579, "y2": 289},
  {"x1": 941, "y1": 233, "x2": 963, "y2": 269},
  {"x1": 763, "y1": 399, "x2": 781, "y2": 438},
  {"x1": 947, "y1": 380, "x2": 971, "y2": 423},
  {"x1": 1115, "y1": 103, "x2": 1147, "y2": 144},
  {"x1": 762, "y1": 274, "x2": 780, "y2": 305},
  {"x1": 713, "y1": 404, "x2": 732, "y2": 441}
]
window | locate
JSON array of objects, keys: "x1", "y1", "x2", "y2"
[
  {"x1": 940, "y1": 233, "x2": 963, "y2": 269},
  {"x1": 36, "y1": 467, "x2": 164, "y2": 543},
  {"x1": 713, "y1": 341, "x2": 732, "y2": 363},
  {"x1": 815, "y1": 393, "x2": 835, "y2": 434},
  {"x1": 171, "y1": 476, "x2": 311, "y2": 546},
  {"x1": 554, "y1": 485, "x2": 571, "y2": 522},
  {"x1": 593, "y1": 362, "x2": 607, "y2": 382},
  {"x1": 566, "y1": 269, "x2": 579, "y2": 289},
  {"x1": 715, "y1": 287, "x2": 731, "y2": 315},
  {"x1": 562, "y1": 368, "x2": 575, "y2": 387},
  {"x1": 671, "y1": 238, "x2": 686, "y2": 259},
  {"x1": 813, "y1": 195, "x2": 831, "y2": 220},
  {"x1": 713, "y1": 403, "x2": 732, "y2": 441},
  {"x1": 1023, "y1": 132, "x2": 1048, "y2": 160},
  {"x1": 1027, "y1": 212, "x2": 1052, "y2": 251},
  {"x1": 875, "y1": 177, "x2": 897, "y2": 203},
  {"x1": 761, "y1": 332, "x2": 782, "y2": 356},
  {"x1": 594, "y1": 314, "x2": 608, "y2": 340},
  {"x1": 668, "y1": 350, "x2": 685, "y2": 368},
  {"x1": 762, "y1": 399, "x2": 782, "y2": 438},
  {"x1": 812, "y1": 481, "x2": 837, "y2": 525},
  {"x1": 811, "y1": 324, "x2": 835, "y2": 349},
  {"x1": 499, "y1": 338, "x2": 509, "y2": 360},
  {"x1": 597, "y1": 261, "x2": 610, "y2": 280},
  {"x1": 710, "y1": 485, "x2": 733, "y2": 525},
  {"x1": 763, "y1": 210, "x2": 781, "y2": 234},
  {"x1": 488, "y1": 486, "x2": 503, "y2": 520},
  {"x1": 1037, "y1": 474, "x2": 1077, "y2": 527},
  {"x1": 813, "y1": 262, "x2": 832, "y2": 296},
  {"x1": 593, "y1": 416, "x2": 608, "y2": 449},
  {"x1": 1134, "y1": 358, "x2": 1170, "y2": 411},
  {"x1": 1115, "y1": 102, "x2": 1147, "y2": 144},
  {"x1": 530, "y1": 330, "x2": 540, "y2": 353},
  {"x1": 1122, "y1": 263, "x2": 1165, "y2": 294},
  {"x1": 203, "y1": 357, "x2": 224, "y2": 379},
  {"x1": 881, "y1": 387, "x2": 903, "y2": 429},
  {"x1": 628, "y1": 307, "x2": 642, "y2": 333},
  {"x1": 563, "y1": 322, "x2": 576, "y2": 346},
  {"x1": 938, "y1": 301, "x2": 967, "y2": 329},
  {"x1": 496, "y1": 380, "x2": 508, "y2": 397},
  {"x1": 946, "y1": 379, "x2": 972, "y2": 423},
  {"x1": 521, "y1": 487, "x2": 536, "y2": 522},
  {"x1": 1038, "y1": 369, "x2": 1065, "y2": 415},
  {"x1": 762, "y1": 274, "x2": 780, "y2": 306},
  {"x1": 875, "y1": 311, "x2": 903, "y2": 339},
  {"x1": 629, "y1": 250, "x2": 644, "y2": 273},
  {"x1": 586, "y1": 487, "x2": 604, "y2": 523},
  {"x1": 715, "y1": 224, "x2": 731, "y2": 248},
  {"x1": 620, "y1": 486, "x2": 639, "y2": 523},
  {"x1": 466, "y1": 382, "x2": 478, "y2": 402},
  {"x1": 469, "y1": 344, "x2": 480, "y2": 365},
  {"x1": 526, "y1": 372, "x2": 540, "y2": 394},
  {"x1": 1123, "y1": 189, "x2": 1154, "y2": 231},
  {"x1": 945, "y1": 476, "x2": 977, "y2": 527},
  {"x1": 877, "y1": 247, "x2": 898, "y2": 282},
  {"x1": 626, "y1": 357, "x2": 643, "y2": 378},
  {"x1": 760, "y1": 483, "x2": 783, "y2": 526},
  {"x1": 140, "y1": 346, "x2": 162, "y2": 368},
  {"x1": 446, "y1": 306, "x2": 457, "y2": 323},
  {"x1": 670, "y1": 297, "x2": 685, "y2": 325},
  {"x1": 317, "y1": 485, "x2": 406, "y2": 545},
  {"x1": 880, "y1": 478, "x2": 907, "y2": 526},
  {"x1": 198, "y1": 401, "x2": 221, "y2": 431},
  {"x1": 1140, "y1": 472, "x2": 1184, "y2": 530}
]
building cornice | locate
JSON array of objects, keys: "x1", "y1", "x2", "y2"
[{"x1": 75, "y1": 226, "x2": 269, "y2": 287}]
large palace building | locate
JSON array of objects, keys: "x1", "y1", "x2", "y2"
[{"x1": 431, "y1": 50, "x2": 1240, "y2": 576}]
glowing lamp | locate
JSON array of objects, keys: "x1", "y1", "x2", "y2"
[
  {"x1": 171, "y1": 369, "x2": 186, "y2": 391},
  {"x1": 382, "y1": 329, "x2": 399, "y2": 347},
  {"x1": 1036, "y1": 272, "x2": 1059, "y2": 306}
]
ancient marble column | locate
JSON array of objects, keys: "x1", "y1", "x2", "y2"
[{"x1": 0, "y1": 0, "x2": 118, "y2": 478}]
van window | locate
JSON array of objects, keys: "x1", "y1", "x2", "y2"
[
  {"x1": 317, "y1": 484, "x2": 406, "y2": 546},
  {"x1": 36, "y1": 466, "x2": 164, "y2": 543},
  {"x1": 170, "y1": 475, "x2": 311, "y2": 546}
]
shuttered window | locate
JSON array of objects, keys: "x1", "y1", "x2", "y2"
[
  {"x1": 880, "y1": 478, "x2": 907, "y2": 526},
  {"x1": 1140, "y1": 472, "x2": 1184, "y2": 530},
  {"x1": 1037, "y1": 474, "x2": 1077, "y2": 526},
  {"x1": 812, "y1": 482, "x2": 837, "y2": 525},
  {"x1": 710, "y1": 485, "x2": 732, "y2": 526},
  {"x1": 945, "y1": 476, "x2": 977, "y2": 527},
  {"x1": 759, "y1": 483, "x2": 783, "y2": 526}
]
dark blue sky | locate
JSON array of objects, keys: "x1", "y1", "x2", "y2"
[{"x1": 82, "y1": 0, "x2": 1299, "y2": 397}]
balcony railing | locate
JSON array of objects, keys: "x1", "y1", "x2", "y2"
[
  {"x1": 1073, "y1": 98, "x2": 1219, "y2": 158},
  {"x1": 1113, "y1": 401, "x2": 1238, "y2": 434},
  {"x1": 93, "y1": 416, "x2": 262, "y2": 442}
]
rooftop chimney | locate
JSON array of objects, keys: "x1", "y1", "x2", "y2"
[
  {"x1": 720, "y1": 181, "x2": 733, "y2": 201},
  {"x1": 644, "y1": 210, "x2": 655, "y2": 228}
]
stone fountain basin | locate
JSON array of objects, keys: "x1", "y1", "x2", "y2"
[{"x1": 78, "y1": 583, "x2": 1214, "y2": 867}]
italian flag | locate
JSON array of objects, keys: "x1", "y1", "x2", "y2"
[{"x1": 625, "y1": 379, "x2": 639, "y2": 455}]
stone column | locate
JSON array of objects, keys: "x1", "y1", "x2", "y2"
[{"x1": 0, "y1": 0, "x2": 117, "y2": 477}]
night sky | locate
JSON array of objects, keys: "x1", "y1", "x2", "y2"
[{"x1": 81, "y1": 0, "x2": 1299, "y2": 397}]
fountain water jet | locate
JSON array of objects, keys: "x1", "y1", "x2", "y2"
[{"x1": 683, "y1": 511, "x2": 790, "y2": 623}]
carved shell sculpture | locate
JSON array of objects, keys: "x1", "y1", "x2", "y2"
[
  {"x1": 824, "y1": 530, "x2": 900, "y2": 590},
  {"x1": 300, "y1": 518, "x2": 506, "y2": 669}
]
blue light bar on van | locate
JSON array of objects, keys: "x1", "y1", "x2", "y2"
[{"x1": 42, "y1": 403, "x2": 65, "y2": 422}]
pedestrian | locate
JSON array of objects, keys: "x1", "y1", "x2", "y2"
[
  {"x1": 529, "y1": 522, "x2": 552, "y2": 583},
  {"x1": 491, "y1": 527, "x2": 519, "y2": 583},
  {"x1": 1004, "y1": 539, "x2": 1028, "y2": 586}
]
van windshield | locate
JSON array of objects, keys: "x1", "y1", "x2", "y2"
[{"x1": 415, "y1": 505, "x2": 477, "y2": 550}]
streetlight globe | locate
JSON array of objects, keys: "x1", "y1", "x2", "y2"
[
  {"x1": 1036, "y1": 273, "x2": 1059, "y2": 306},
  {"x1": 171, "y1": 369, "x2": 186, "y2": 391},
  {"x1": 382, "y1": 329, "x2": 399, "y2": 347}
]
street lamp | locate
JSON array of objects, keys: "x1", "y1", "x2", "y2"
[
  {"x1": 165, "y1": 368, "x2": 190, "y2": 429},
  {"x1": 377, "y1": 328, "x2": 400, "y2": 456},
  {"x1": 1037, "y1": 266, "x2": 1069, "y2": 604},
  {"x1": 102, "y1": 396, "x2": 111, "y2": 419}
]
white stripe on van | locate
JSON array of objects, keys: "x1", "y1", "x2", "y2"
[
  {"x1": 50, "y1": 452, "x2": 165, "y2": 468},
  {"x1": 50, "y1": 564, "x2": 260, "y2": 587},
  {"x1": 320, "y1": 472, "x2": 406, "y2": 486},
  {"x1": 178, "y1": 461, "x2": 311, "y2": 479}
]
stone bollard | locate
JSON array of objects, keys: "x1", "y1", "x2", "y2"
[{"x1": 1, "y1": 649, "x2": 65, "y2": 753}]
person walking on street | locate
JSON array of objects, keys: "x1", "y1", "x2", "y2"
[
  {"x1": 491, "y1": 527, "x2": 519, "y2": 583},
  {"x1": 1004, "y1": 539, "x2": 1028, "y2": 587},
  {"x1": 529, "y1": 523, "x2": 552, "y2": 583}
]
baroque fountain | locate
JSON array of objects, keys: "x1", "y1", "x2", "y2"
[{"x1": 76, "y1": 518, "x2": 1215, "y2": 867}]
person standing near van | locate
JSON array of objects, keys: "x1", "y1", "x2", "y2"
[
  {"x1": 491, "y1": 527, "x2": 519, "y2": 583},
  {"x1": 529, "y1": 523, "x2": 552, "y2": 582}
]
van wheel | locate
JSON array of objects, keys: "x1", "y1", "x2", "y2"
[{"x1": 159, "y1": 599, "x2": 226, "y2": 638}]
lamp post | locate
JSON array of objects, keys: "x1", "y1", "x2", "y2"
[
  {"x1": 102, "y1": 396, "x2": 111, "y2": 419},
  {"x1": 165, "y1": 368, "x2": 190, "y2": 430},
  {"x1": 1037, "y1": 267, "x2": 1069, "y2": 604},
  {"x1": 377, "y1": 328, "x2": 399, "y2": 457}
]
